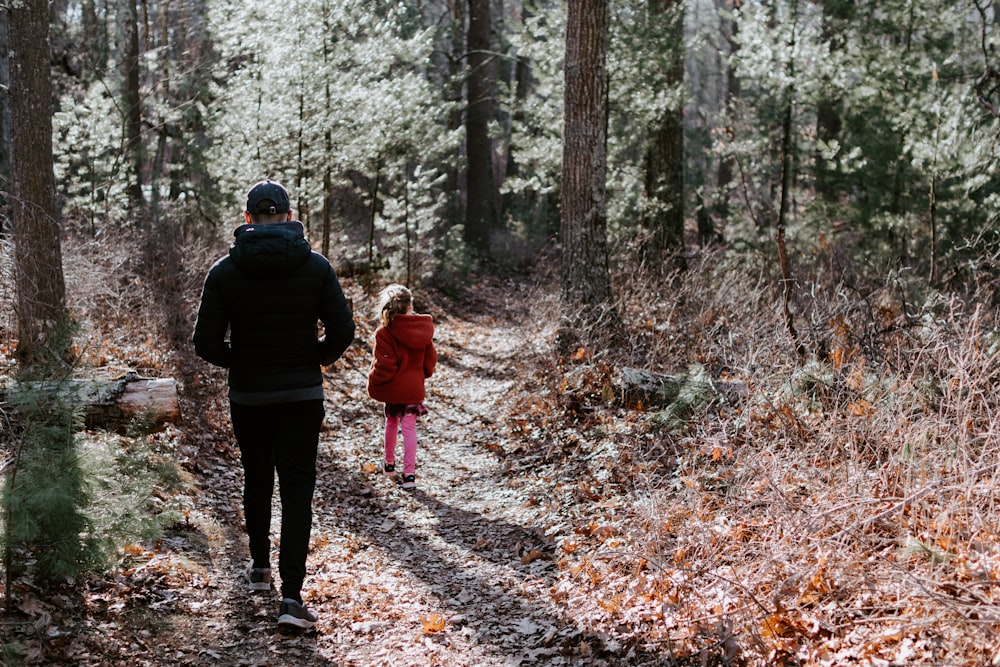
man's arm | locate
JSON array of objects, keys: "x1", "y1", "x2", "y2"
[
  {"x1": 192, "y1": 269, "x2": 232, "y2": 368},
  {"x1": 317, "y1": 266, "x2": 355, "y2": 366}
]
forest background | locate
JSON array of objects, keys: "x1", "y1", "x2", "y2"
[{"x1": 2, "y1": 0, "x2": 1000, "y2": 664}]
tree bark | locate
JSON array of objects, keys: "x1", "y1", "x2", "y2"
[
  {"x1": 815, "y1": 0, "x2": 852, "y2": 202},
  {"x1": 0, "y1": 11, "x2": 10, "y2": 235},
  {"x1": 776, "y1": 0, "x2": 803, "y2": 358},
  {"x1": 9, "y1": 0, "x2": 71, "y2": 371},
  {"x1": 121, "y1": 0, "x2": 145, "y2": 219},
  {"x1": 712, "y1": 0, "x2": 741, "y2": 245},
  {"x1": 642, "y1": 0, "x2": 685, "y2": 265},
  {"x1": 366, "y1": 161, "x2": 382, "y2": 292},
  {"x1": 445, "y1": 0, "x2": 465, "y2": 229},
  {"x1": 560, "y1": 0, "x2": 621, "y2": 352},
  {"x1": 321, "y1": 4, "x2": 333, "y2": 259},
  {"x1": 81, "y1": 0, "x2": 109, "y2": 75},
  {"x1": 465, "y1": 0, "x2": 497, "y2": 256},
  {"x1": 3, "y1": 372, "x2": 180, "y2": 432},
  {"x1": 0, "y1": 7, "x2": 9, "y2": 235}
]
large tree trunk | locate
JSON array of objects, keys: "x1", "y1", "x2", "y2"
[
  {"x1": 642, "y1": 0, "x2": 685, "y2": 265},
  {"x1": 120, "y1": 0, "x2": 145, "y2": 220},
  {"x1": 711, "y1": 0, "x2": 740, "y2": 245},
  {"x1": 464, "y1": 0, "x2": 497, "y2": 256},
  {"x1": 560, "y1": 0, "x2": 621, "y2": 352},
  {"x1": 9, "y1": 0, "x2": 70, "y2": 371}
]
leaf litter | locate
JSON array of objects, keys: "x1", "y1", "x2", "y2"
[{"x1": 3, "y1": 271, "x2": 1000, "y2": 665}]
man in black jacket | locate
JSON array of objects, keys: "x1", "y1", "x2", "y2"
[{"x1": 193, "y1": 179, "x2": 355, "y2": 630}]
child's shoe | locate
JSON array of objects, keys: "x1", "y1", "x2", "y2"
[
  {"x1": 383, "y1": 461, "x2": 395, "y2": 475},
  {"x1": 400, "y1": 474, "x2": 416, "y2": 490}
]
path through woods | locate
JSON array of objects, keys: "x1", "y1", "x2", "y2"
[{"x1": 136, "y1": 276, "x2": 665, "y2": 667}]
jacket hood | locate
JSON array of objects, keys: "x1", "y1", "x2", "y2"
[
  {"x1": 229, "y1": 221, "x2": 311, "y2": 276},
  {"x1": 388, "y1": 313, "x2": 434, "y2": 349}
]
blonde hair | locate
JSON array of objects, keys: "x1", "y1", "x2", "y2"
[{"x1": 376, "y1": 284, "x2": 412, "y2": 327}]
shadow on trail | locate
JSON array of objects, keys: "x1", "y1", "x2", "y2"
[
  {"x1": 213, "y1": 521, "x2": 340, "y2": 667},
  {"x1": 156, "y1": 437, "x2": 341, "y2": 667},
  {"x1": 314, "y1": 458, "x2": 666, "y2": 665},
  {"x1": 408, "y1": 488, "x2": 553, "y2": 559}
]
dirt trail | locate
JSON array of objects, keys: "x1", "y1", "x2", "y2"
[
  {"x1": 142, "y1": 278, "x2": 655, "y2": 667},
  {"x1": 303, "y1": 284, "x2": 574, "y2": 666}
]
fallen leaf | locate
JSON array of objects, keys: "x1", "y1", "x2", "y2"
[
  {"x1": 521, "y1": 548, "x2": 546, "y2": 564},
  {"x1": 592, "y1": 525, "x2": 618, "y2": 540},
  {"x1": 18, "y1": 595, "x2": 46, "y2": 617},
  {"x1": 420, "y1": 614, "x2": 446, "y2": 633}
]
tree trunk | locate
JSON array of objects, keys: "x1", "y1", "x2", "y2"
[
  {"x1": 0, "y1": 7, "x2": 10, "y2": 235},
  {"x1": 82, "y1": 0, "x2": 110, "y2": 75},
  {"x1": 776, "y1": 0, "x2": 803, "y2": 358},
  {"x1": 465, "y1": 0, "x2": 497, "y2": 256},
  {"x1": 814, "y1": 0, "x2": 852, "y2": 203},
  {"x1": 9, "y1": 0, "x2": 71, "y2": 372},
  {"x1": 560, "y1": 0, "x2": 621, "y2": 352},
  {"x1": 713, "y1": 0, "x2": 741, "y2": 244},
  {"x1": 446, "y1": 0, "x2": 465, "y2": 229},
  {"x1": 296, "y1": 90, "x2": 311, "y2": 234},
  {"x1": 148, "y1": 0, "x2": 170, "y2": 230},
  {"x1": 403, "y1": 166, "x2": 413, "y2": 287},
  {"x1": 321, "y1": 4, "x2": 333, "y2": 259},
  {"x1": 121, "y1": 0, "x2": 145, "y2": 220},
  {"x1": 366, "y1": 161, "x2": 382, "y2": 292},
  {"x1": 322, "y1": 167, "x2": 332, "y2": 259},
  {"x1": 642, "y1": 0, "x2": 685, "y2": 265}
]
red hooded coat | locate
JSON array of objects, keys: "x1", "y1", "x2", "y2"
[{"x1": 367, "y1": 313, "x2": 437, "y2": 404}]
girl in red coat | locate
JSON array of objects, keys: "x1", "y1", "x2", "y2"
[{"x1": 367, "y1": 284, "x2": 437, "y2": 490}]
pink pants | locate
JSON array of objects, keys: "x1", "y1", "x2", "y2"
[{"x1": 384, "y1": 412, "x2": 419, "y2": 475}]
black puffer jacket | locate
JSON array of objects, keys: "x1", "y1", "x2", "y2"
[{"x1": 193, "y1": 221, "x2": 355, "y2": 396}]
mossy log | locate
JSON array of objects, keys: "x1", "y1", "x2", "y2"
[
  {"x1": 620, "y1": 367, "x2": 749, "y2": 410},
  {"x1": 620, "y1": 368, "x2": 681, "y2": 409}
]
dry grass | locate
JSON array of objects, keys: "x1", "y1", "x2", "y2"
[
  {"x1": 4, "y1": 226, "x2": 1000, "y2": 663},
  {"x1": 613, "y1": 248, "x2": 1000, "y2": 664},
  {"x1": 59, "y1": 232, "x2": 218, "y2": 376}
]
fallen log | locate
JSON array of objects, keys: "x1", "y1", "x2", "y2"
[
  {"x1": 619, "y1": 366, "x2": 749, "y2": 410},
  {"x1": 620, "y1": 367, "x2": 680, "y2": 409},
  {"x1": 1, "y1": 370, "x2": 179, "y2": 432}
]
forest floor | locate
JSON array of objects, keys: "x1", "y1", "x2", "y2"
[
  {"x1": 6, "y1": 257, "x2": 1000, "y2": 666},
  {"x1": 2, "y1": 273, "x2": 681, "y2": 666}
]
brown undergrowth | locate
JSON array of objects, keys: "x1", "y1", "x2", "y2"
[
  {"x1": 524, "y1": 249, "x2": 1000, "y2": 664},
  {"x1": 1, "y1": 231, "x2": 999, "y2": 665}
]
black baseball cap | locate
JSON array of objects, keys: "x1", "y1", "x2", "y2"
[{"x1": 245, "y1": 180, "x2": 290, "y2": 214}]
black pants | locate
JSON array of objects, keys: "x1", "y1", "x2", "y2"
[{"x1": 230, "y1": 399, "x2": 324, "y2": 602}]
